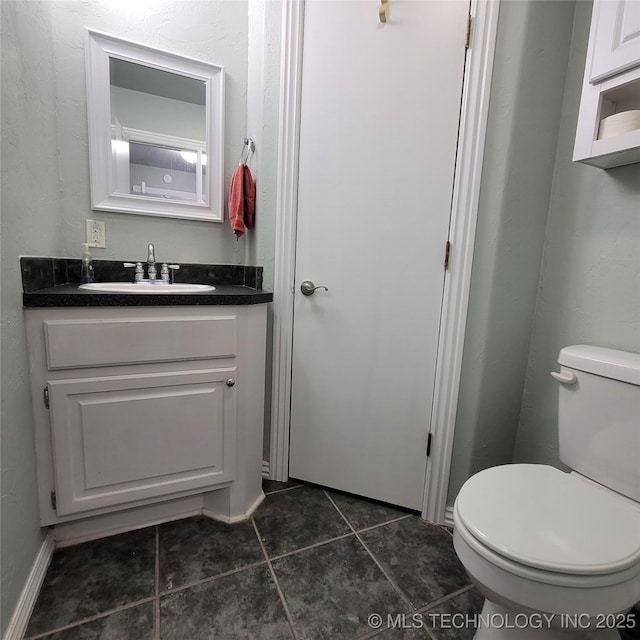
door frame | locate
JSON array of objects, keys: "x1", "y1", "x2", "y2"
[{"x1": 268, "y1": 0, "x2": 499, "y2": 525}]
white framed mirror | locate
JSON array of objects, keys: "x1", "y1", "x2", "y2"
[{"x1": 85, "y1": 30, "x2": 224, "y2": 222}]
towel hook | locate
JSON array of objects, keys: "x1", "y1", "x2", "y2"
[
  {"x1": 379, "y1": 0, "x2": 388, "y2": 23},
  {"x1": 240, "y1": 138, "x2": 255, "y2": 165}
]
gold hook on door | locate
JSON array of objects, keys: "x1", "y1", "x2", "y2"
[{"x1": 379, "y1": 0, "x2": 388, "y2": 23}]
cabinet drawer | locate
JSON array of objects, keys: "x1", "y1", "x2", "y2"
[
  {"x1": 48, "y1": 368, "x2": 236, "y2": 516},
  {"x1": 44, "y1": 316, "x2": 236, "y2": 369}
]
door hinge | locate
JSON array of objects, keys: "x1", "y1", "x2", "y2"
[
  {"x1": 465, "y1": 14, "x2": 472, "y2": 49},
  {"x1": 44, "y1": 386, "x2": 50, "y2": 409},
  {"x1": 50, "y1": 491, "x2": 57, "y2": 510},
  {"x1": 444, "y1": 241, "x2": 452, "y2": 270},
  {"x1": 426, "y1": 432, "x2": 433, "y2": 457}
]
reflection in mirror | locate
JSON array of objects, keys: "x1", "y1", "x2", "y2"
[
  {"x1": 86, "y1": 30, "x2": 224, "y2": 221},
  {"x1": 109, "y1": 60, "x2": 207, "y2": 203}
]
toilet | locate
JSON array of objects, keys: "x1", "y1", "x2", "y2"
[{"x1": 453, "y1": 345, "x2": 640, "y2": 639}]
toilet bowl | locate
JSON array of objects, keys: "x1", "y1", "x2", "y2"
[
  {"x1": 453, "y1": 465, "x2": 640, "y2": 639},
  {"x1": 452, "y1": 346, "x2": 640, "y2": 639}
]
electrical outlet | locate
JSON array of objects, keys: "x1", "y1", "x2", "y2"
[{"x1": 86, "y1": 220, "x2": 106, "y2": 248}]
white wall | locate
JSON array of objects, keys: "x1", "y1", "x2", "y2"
[
  {"x1": 1, "y1": 2, "x2": 58, "y2": 633},
  {"x1": 0, "y1": 1, "x2": 256, "y2": 632},
  {"x1": 4, "y1": 2, "x2": 637, "y2": 628},
  {"x1": 513, "y1": 1, "x2": 640, "y2": 465},
  {"x1": 449, "y1": 0, "x2": 640, "y2": 502},
  {"x1": 48, "y1": 0, "x2": 248, "y2": 263},
  {"x1": 110, "y1": 87, "x2": 207, "y2": 140},
  {"x1": 447, "y1": 0, "x2": 575, "y2": 501},
  {"x1": 244, "y1": 0, "x2": 283, "y2": 458}
]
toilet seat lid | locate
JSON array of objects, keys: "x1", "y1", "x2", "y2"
[{"x1": 455, "y1": 464, "x2": 640, "y2": 575}]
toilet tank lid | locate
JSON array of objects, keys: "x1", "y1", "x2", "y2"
[{"x1": 558, "y1": 345, "x2": 640, "y2": 386}]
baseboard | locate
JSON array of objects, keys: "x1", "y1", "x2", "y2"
[
  {"x1": 53, "y1": 496, "x2": 204, "y2": 547},
  {"x1": 202, "y1": 491, "x2": 266, "y2": 524},
  {"x1": 444, "y1": 505, "x2": 455, "y2": 528},
  {"x1": 2, "y1": 530, "x2": 54, "y2": 640},
  {"x1": 262, "y1": 459, "x2": 270, "y2": 478}
]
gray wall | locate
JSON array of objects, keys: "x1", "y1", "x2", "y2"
[
  {"x1": 3, "y1": 0, "x2": 638, "y2": 629},
  {"x1": 447, "y1": 0, "x2": 576, "y2": 502},
  {"x1": 1, "y1": 2, "x2": 58, "y2": 632},
  {"x1": 47, "y1": 0, "x2": 248, "y2": 264},
  {"x1": 110, "y1": 87, "x2": 207, "y2": 140},
  {"x1": 513, "y1": 1, "x2": 640, "y2": 465},
  {"x1": 244, "y1": 0, "x2": 283, "y2": 458},
  {"x1": 0, "y1": 1, "x2": 253, "y2": 632},
  {"x1": 449, "y1": 0, "x2": 640, "y2": 503}
]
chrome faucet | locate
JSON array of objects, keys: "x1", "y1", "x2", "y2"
[
  {"x1": 124, "y1": 244, "x2": 180, "y2": 284},
  {"x1": 147, "y1": 243, "x2": 157, "y2": 281}
]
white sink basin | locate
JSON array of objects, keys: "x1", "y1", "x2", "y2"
[{"x1": 79, "y1": 282, "x2": 216, "y2": 294}]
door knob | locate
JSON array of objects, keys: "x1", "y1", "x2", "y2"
[
  {"x1": 226, "y1": 378, "x2": 236, "y2": 387},
  {"x1": 300, "y1": 280, "x2": 329, "y2": 296}
]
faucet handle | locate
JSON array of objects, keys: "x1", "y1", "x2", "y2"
[
  {"x1": 124, "y1": 262, "x2": 144, "y2": 283},
  {"x1": 165, "y1": 264, "x2": 180, "y2": 284}
]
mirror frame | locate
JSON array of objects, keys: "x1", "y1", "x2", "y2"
[{"x1": 85, "y1": 29, "x2": 224, "y2": 222}]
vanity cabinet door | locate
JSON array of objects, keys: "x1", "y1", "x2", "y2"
[
  {"x1": 47, "y1": 367, "x2": 236, "y2": 516},
  {"x1": 589, "y1": 0, "x2": 640, "y2": 83}
]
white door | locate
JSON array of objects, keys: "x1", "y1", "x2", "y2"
[{"x1": 289, "y1": 0, "x2": 469, "y2": 510}]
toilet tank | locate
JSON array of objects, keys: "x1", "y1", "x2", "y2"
[{"x1": 557, "y1": 345, "x2": 640, "y2": 502}]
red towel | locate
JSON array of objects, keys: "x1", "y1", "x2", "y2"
[
  {"x1": 228, "y1": 163, "x2": 256, "y2": 238},
  {"x1": 243, "y1": 164, "x2": 256, "y2": 230},
  {"x1": 229, "y1": 164, "x2": 246, "y2": 238}
]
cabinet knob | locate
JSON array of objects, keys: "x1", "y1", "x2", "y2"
[{"x1": 226, "y1": 378, "x2": 236, "y2": 387}]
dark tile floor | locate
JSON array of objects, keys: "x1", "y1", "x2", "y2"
[{"x1": 24, "y1": 480, "x2": 640, "y2": 640}]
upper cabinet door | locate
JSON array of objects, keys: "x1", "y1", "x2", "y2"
[{"x1": 590, "y1": 0, "x2": 640, "y2": 83}]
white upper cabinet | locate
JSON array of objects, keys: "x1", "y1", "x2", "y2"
[
  {"x1": 589, "y1": 0, "x2": 640, "y2": 83},
  {"x1": 574, "y1": 0, "x2": 640, "y2": 169}
]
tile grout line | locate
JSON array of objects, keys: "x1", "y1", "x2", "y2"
[
  {"x1": 416, "y1": 584, "x2": 474, "y2": 614},
  {"x1": 158, "y1": 559, "x2": 269, "y2": 597},
  {"x1": 251, "y1": 517, "x2": 300, "y2": 640},
  {"x1": 416, "y1": 585, "x2": 475, "y2": 640},
  {"x1": 323, "y1": 491, "x2": 416, "y2": 614},
  {"x1": 351, "y1": 531, "x2": 416, "y2": 613},
  {"x1": 354, "y1": 586, "x2": 474, "y2": 640},
  {"x1": 319, "y1": 489, "x2": 414, "y2": 534},
  {"x1": 263, "y1": 484, "x2": 304, "y2": 496},
  {"x1": 154, "y1": 525, "x2": 160, "y2": 640},
  {"x1": 267, "y1": 531, "x2": 356, "y2": 563},
  {"x1": 322, "y1": 490, "x2": 358, "y2": 533},
  {"x1": 25, "y1": 597, "x2": 157, "y2": 640},
  {"x1": 424, "y1": 625, "x2": 439, "y2": 640},
  {"x1": 353, "y1": 513, "x2": 414, "y2": 534},
  {"x1": 323, "y1": 492, "x2": 473, "y2": 618}
]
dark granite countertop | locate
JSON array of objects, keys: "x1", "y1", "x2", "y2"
[
  {"x1": 23, "y1": 283, "x2": 273, "y2": 307},
  {"x1": 21, "y1": 257, "x2": 273, "y2": 308}
]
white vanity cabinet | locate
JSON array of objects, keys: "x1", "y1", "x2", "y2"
[
  {"x1": 574, "y1": 0, "x2": 640, "y2": 168},
  {"x1": 25, "y1": 305, "x2": 267, "y2": 541}
]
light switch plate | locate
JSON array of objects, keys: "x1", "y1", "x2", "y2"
[{"x1": 86, "y1": 220, "x2": 106, "y2": 248}]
